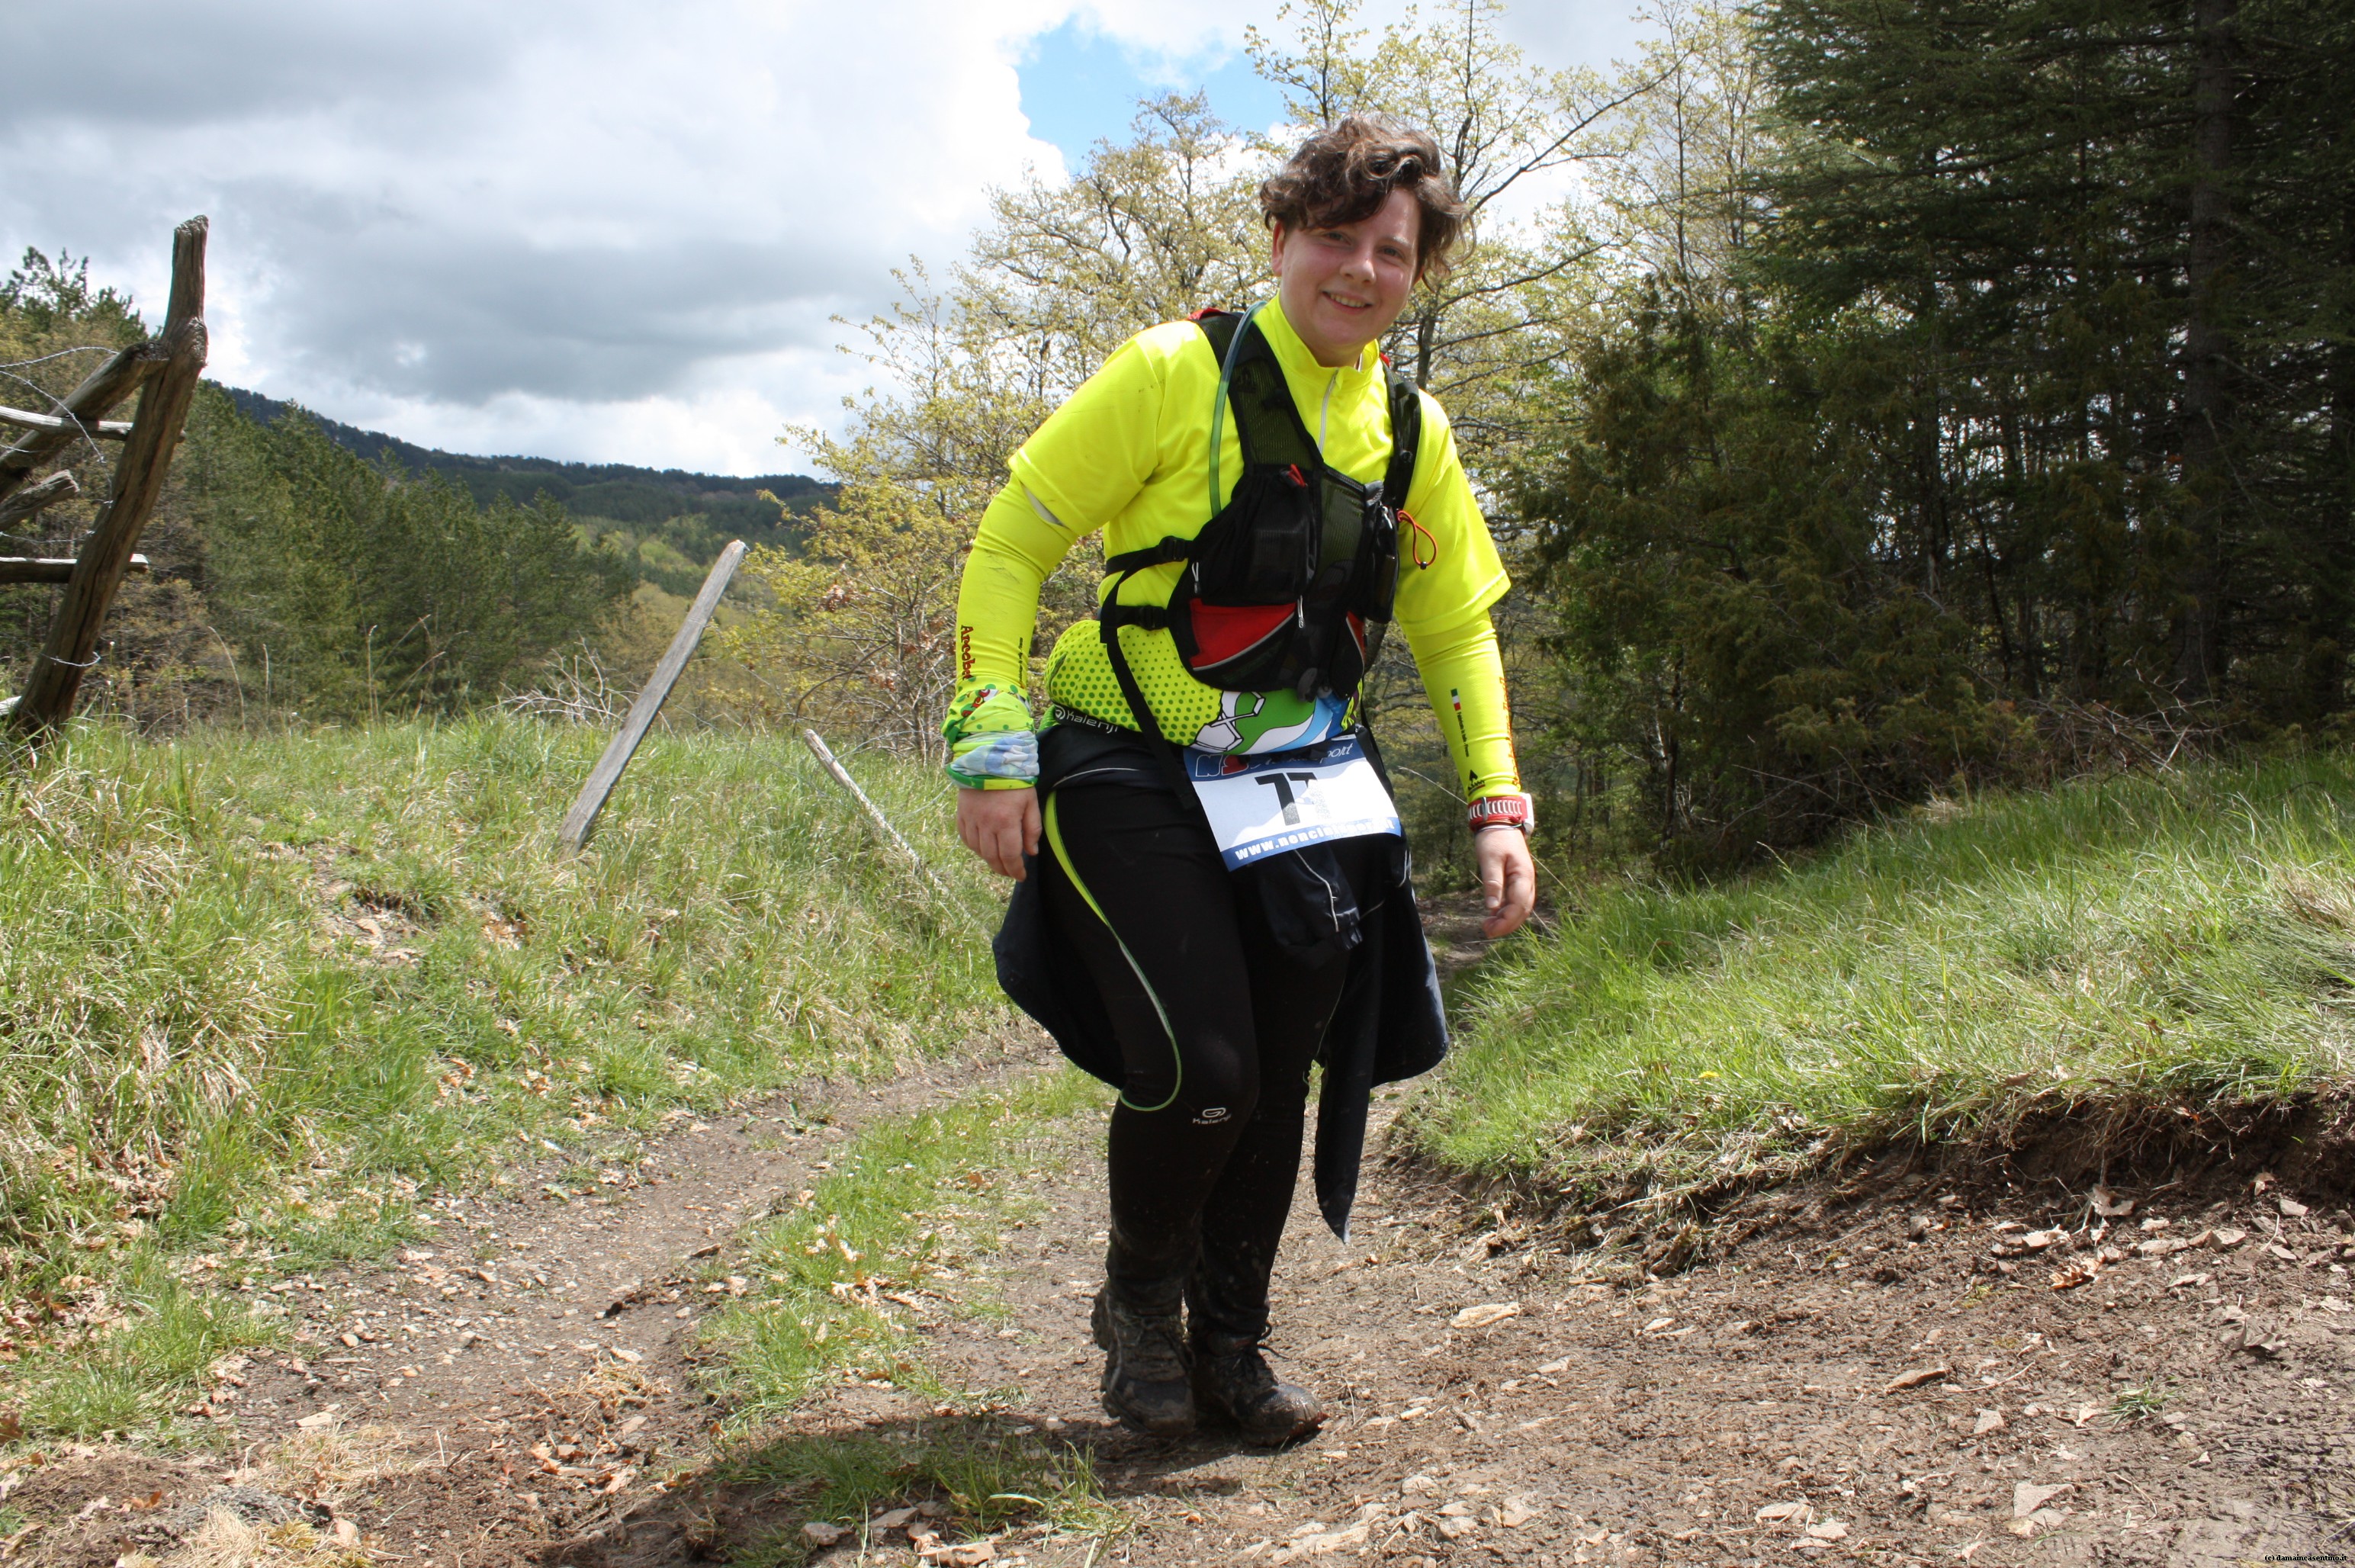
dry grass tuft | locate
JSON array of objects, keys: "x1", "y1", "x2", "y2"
[
  {"x1": 257, "y1": 1421, "x2": 429, "y2": 1510},
  {"x1": 157, "y1": 1507, "x2": 365, "y2": 1568}
]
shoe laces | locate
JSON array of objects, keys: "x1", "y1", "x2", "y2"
[
  {"x1": 1112, "y1": 1306, "x2": 1190, "y2": 1383},
  {"x1": 1202, "y1": 1338, "x2": 1278, "y2": 1393}
]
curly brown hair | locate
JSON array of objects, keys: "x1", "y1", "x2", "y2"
[{"x1": 1258, "y1": 114, "x2": 1468, "y2": 282}]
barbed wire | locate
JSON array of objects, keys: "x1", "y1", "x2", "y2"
[{"x1": 0, "y1": 343, "x2": 124, "y2": 557}]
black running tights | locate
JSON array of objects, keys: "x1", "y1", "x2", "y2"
[{"x1": 1040, "y1": 779, "x2": 1377, "y2": 1342}]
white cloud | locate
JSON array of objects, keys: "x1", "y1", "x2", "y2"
[{"x1": 1, "y1": 0, "x2": 1645, "y2": 474}]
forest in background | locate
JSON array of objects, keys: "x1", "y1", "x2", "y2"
[
  {"x1": 8, "y1": 0, "x2": 2353, "y2": 876},
  {"x1": 0, "y1": 265, "x2": 829, "y2": 729}
]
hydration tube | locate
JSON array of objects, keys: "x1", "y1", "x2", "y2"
[{"x1": 1204, "y1": 299, "x2": 1268, "y2": 518}]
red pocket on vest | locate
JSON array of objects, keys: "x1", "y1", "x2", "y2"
[{"x1": 1184, "y1": 602, "x2": 1295, "y2": 670}]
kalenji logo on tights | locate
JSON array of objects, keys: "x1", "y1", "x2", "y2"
[{"x1": 1193, "y1": 1107, "x2": 1232, "y2": 1126}]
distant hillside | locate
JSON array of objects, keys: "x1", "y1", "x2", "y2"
[{"x1": 214, "y1": 384, "x2": 829, "y2": 544}]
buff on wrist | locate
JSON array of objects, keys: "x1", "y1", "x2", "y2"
[
  {"x1": 946, "y1": 729, "x2": 1039, "y2": 789},
  {"x1": 1467, "y1": 792, "x2": 1533, "y2": 834}
]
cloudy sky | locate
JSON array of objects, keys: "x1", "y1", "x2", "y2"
[{"x1": 3, "y1": 1, "x2": 1653, "y2": 477}]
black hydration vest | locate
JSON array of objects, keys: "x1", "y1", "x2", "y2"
[{"x1": 1094, "y1": 306, "x2": 1422, "y2": 765}]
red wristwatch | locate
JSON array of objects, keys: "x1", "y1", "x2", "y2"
[{"x1": 1467, "y1": 793, "x2": 1534, "y2": 834}]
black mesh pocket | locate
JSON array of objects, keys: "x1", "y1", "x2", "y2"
[{"x1": 1190, "y1": 469, "x2": 1316, "y2": 602}]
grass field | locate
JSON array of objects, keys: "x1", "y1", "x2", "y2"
[
  {"x1": 1412, "y1": 754, "x2": 2355, "y2": 1205},
  {"x1": 0, "y1": 715, "x2": 1007, "y2": 1431}
]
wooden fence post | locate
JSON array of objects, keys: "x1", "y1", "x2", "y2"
[
  {"x1": 8, "y1": 217, "x2": 209, "y2": 738},
  {"x1": 556, "y1": 538, "x2": 747, "y2": 853}
]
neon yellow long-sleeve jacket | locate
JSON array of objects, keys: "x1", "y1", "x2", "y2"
[{"x1": 945, "y1": 297, "x2": 1519, "y2": 802}]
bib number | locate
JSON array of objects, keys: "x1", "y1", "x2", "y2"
[{"x1": 1186, "y1": 733, "x2": 1402, "y2": 870}]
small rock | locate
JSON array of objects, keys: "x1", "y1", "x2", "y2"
[
  {"x1": 2279, "y1": 1197, "x2": 2310, "y2": 1219},
  {"x1": 802, "y1": 1521, "x2": 847, "y2": 1547},
  {"x1": 1498, "y1": 1499, "x2": 1540, "y2": 1529},
  {"x1": 871, "y1": 1507, "x2": 917, "y2": 1531},
  {"x1": 1434, "y1": 1515, "x2": 1478, "y2": 1541},
  {"x1": 331, "y1": 1518, "x2": 361, "y2": 1547},
  {"x1": 2211, "y1": 1226, "x2": 2248, "y2": 1250},
  {"x1": 1399, "y1": 1474, "x2": 1441, "y2": 1497},
  {"x1": 1806, "y1": 1520, "x2": 1849, "y2": 1541},
  {"x1": 2013, "y1": 1482, "x2": 2071, "y2": 1518},
  {"x1": 1974, "y1": 1409, "x2": 2006, "y2": 1435},
  {"x1": 1756, "y1": 1502, "x2": 1812, "y2": 1525}
]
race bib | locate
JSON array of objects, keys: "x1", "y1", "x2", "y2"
[{"x1": 1186, "y1": 733, "x2": 1402, "y2": 870}]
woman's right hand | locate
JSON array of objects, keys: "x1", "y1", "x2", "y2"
[{"x1": 956, "y1": 786, "x2": 1042, "y2": 879}]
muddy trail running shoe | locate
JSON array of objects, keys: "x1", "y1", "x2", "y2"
[
  {"x1": 1091, "y1": 1287, "x2": 1195, "y2": 1437},
  {"x1": 1191, "y1": 1331, "x2": 1325, "y2": 1447}
]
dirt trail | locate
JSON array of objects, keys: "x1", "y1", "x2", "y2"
[
  {"x1": 643, "y1": 1087, "x2": 2350, "y2": 1568},
  {"x1": 12, "y1": 905, "x2": 2353, "y2": 1568},
  {"x1": 6, "y1": 1045, "x2": 1040, "y2": 1568}
]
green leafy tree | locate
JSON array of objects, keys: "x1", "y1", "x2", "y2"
[{"x1": 182, "y1": 391, "x2": 634, "y2": 720}]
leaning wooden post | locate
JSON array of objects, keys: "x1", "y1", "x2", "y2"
[
  {"x1": 556, "y1": 539, "x2": 747, "y2": 853},
  {"x1": 799, "y1": 727, "x2": 982, "y2": 932},
  {"x1": 9, "y1": 217, "x2": 209, "y2": 737}
]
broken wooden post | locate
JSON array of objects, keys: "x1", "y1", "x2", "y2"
[
  {"x1": 556, "y1": 538, "x2": 747, "y2": 853},
  {"x1": 0, "y1": 340, "x2": 165, "y2": 503},
  {"x1": 0, "y1": 470, "x2": 79, "y2": 528},
  {"x1": 8, "y1": 217, "x2": 209, "y2": 738}
]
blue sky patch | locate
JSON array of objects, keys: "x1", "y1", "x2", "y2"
[{"x1": 1017, "y1": 19, "x2": 1289, "y2": 165}]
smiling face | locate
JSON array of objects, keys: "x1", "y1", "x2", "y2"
[{"x1": 1269, "y1": 186, "x2": 1421, "y2": 369}]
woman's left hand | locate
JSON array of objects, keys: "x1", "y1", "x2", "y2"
[{"x1": 1474, "y1": 826, "x2": 1537, "y2": 940}]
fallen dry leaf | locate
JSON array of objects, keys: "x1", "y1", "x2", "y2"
[
  {"x1": 1974, "y1": 1409, "x2": 2006, "y2": 1435},
  {"x1": 2090, "y1": 1187, "x2": 2135, "y2": 1218},
  {"x1": 802, "y1": 1521, "x2": 847, "y2": 1547},
  {"x1": 920, "y1": 1543, "x2": 997, "y2": 1567},
  {"x1": 1883, "y1": 1364, "x2": 1952, "y2": 1393},
  {"x1": 1451, "y1": 1302, "x2": 1519, "y2": 1331},
  {"x1": 2279, "y1": 1197, "x2": 2309, "y2": 1219},
  {"x1": 2050, "y1": 1260, "x2": 2100, "y2": 1290},
  {"x1": 1807, "y1": 1520, "x2": 1849, "y2": 1541},
  {"x1": 1756, "y1": 1502, "x2": 1812, "y2": 1525}
]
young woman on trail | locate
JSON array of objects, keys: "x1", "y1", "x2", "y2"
[{"x1": 941, "y1": 115, "x2": 1535, "y2": 1444}]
